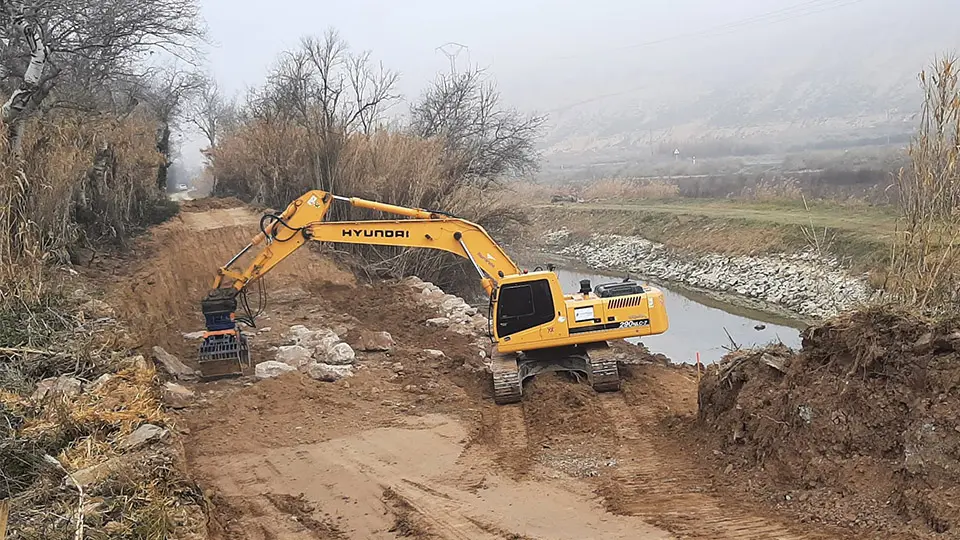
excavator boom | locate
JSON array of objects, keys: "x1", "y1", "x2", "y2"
[{"x1": 212, "y1": 190, "x2": 520, "y2": 297}]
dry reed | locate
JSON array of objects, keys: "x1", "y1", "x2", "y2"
[{"x1": 888, "y1": 54, "x2": 960, "y2": 311}]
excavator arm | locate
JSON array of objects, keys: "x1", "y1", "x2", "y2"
[
  {"x1": 197, "y1": 189, "x2": 523, "y2": 379},
  {"x1": 212, "y1": 189, "x2": 521, "y2": 297}
]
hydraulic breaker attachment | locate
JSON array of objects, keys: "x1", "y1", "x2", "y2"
[{"x1": 197, "y1": 288, "x2": 250, "y2": 380}]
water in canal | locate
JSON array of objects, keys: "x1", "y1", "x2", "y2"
[{"x1": 552, "y1": 268, "x2": 804, "y2": 365}]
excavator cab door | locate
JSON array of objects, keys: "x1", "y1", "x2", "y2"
[{"x1": 494, "y1": 277, "x2": 556, "y2": 341}]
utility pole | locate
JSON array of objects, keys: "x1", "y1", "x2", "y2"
[{"x1": 436, "y1": 42, "x2": 468, "y2": 74}]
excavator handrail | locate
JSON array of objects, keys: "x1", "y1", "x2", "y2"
[{"x1": 211, "y1": 190, "x2": 523, "y2": 297}]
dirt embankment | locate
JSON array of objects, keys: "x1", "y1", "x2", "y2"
[{"x1": 689, "y1": 308, "x2": 960, "y2": 538}]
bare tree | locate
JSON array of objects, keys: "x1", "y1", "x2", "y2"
[
  {"x1": 259, "y1": 28, "x2": 400, "y2": 196},
  {"x1": 0, "y1": 0, "x2": 204, "y2": 150},
  {"x1": 410, "y1": 66, "x2": 546, "y2": 189},
  {"x1": 190, "y1": 76, "x2": 234, "y2": 149},
  {"x1": 139, "y1": 65, "x2": 203, "y2": 190},
  {"x1": 189, "y1": 75, "x2": 237, "y2": 193}
]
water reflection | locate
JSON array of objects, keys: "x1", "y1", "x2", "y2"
[{"x1": 552, "y1": 268, "x2": 803, "y2": 365}]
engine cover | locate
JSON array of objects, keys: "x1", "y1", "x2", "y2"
[{"x1": 594, "y1": 281, "x2": 645, "y2": 298}]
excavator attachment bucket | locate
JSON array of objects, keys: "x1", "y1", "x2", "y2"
[{"x1": 197, "y1": 289, "x2": 250, "y2": 380}]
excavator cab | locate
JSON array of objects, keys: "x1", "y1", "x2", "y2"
[{"x1": 494, "y1": 276, "x2": 558, "y2": 341}]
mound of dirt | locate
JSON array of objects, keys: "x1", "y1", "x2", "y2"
[
  {"x1": 694, "y1": 307, "x2": 960, "y2": 537},
  {"x1": 179, "y1": 196, "x2": 247, "y2": 212}
]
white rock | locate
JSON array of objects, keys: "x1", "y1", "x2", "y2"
[
  {"x1": 255, "y1": 361, "x2": 297, "y2": 379},
  {"x1": 426, "y1": 317, "x2": 450, "y2": 327},
  {"x1": 182, "y1": 331, "x2": 205, "y2": 340},
  {"x1": 423, "y1": 349, "x2": 446, "y2": 358},
  {"x1": 325, "y1": 342, "x2": 356, "y2": 365},
  {"x1": 120, "y1": 424, "x2": 168, "y2": 451},
  {"x1": 275, "y1": 345, "x2": 313, "y2": 368},
  {"x1": 440, "y1": 297, "x2": 468, "y2": 313},
  {"x1": 306, "y1": 362, "x2": 354, "y2": 382}
]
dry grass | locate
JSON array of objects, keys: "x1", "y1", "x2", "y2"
[
  {"x1": 1, "y1": 297, "x2": 204, "y2": 539},
  {"x1": 579, "y1": 178, "x2": 679, "y2": 200},
  {"x1": 0, "y1": 113, "x2": 171, "y2": 308},
  {"x1": 888, "y1": 54, "x2": 960, "y2": 311}
]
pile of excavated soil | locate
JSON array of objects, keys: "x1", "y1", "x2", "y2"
[
  {"x1": 179, "y1": 196, "x2": 247, "y2": 212},
  {"x1": 691, "y1": 307, "x2": 960, "y2": 538}
]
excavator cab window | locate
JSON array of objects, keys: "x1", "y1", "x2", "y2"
[{"x1": 496, "y1": 279, "x2": 555, "y2": 338}]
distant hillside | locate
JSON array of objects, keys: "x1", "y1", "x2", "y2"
[{"x1": 530, "y1": 4, "x2": 957, "y2": 170}]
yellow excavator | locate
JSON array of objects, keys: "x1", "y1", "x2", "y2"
[{"x1": 197, "y1": 190, "x2": 669, "y2": 404}]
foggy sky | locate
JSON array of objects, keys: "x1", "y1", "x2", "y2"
[{"x1": 178, "y1": 0, "x2": 960, "y2": 168}]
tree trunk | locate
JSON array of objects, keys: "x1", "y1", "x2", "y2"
[
  {"x1": 156, "y1": 123, "x2": 171, "y2": 191},
  {"x1": 1, "y1": 13, "x2": 49, "y2": 153}
]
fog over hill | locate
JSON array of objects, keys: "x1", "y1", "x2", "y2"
[{"x1": 189, "y1": 0, "x2": 960, "y2": 175}]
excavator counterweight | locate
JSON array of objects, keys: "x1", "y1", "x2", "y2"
[{"x1": 196, "y1": 190, "x2": 669, "y2": 403}]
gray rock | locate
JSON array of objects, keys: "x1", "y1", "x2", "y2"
[
  {"x1": 358, "y1": 330, "x2": 395, "y2": 352},
  {"x1": 182, "y1": 330, "x2": 206, "y2": 340},
  {"x1": 275, "y1": 345, "x2": 313, "y2": 368},
  {"x1": 121, "y1": 355, "x2": 151, "y2": 371},
  {"x1": 120, "y1": 424, "x2": 167, "y2": 451},
  {"x1": 162, "y1": 382, "x2": 195, "y2": 409},
  {"x1": 32, "y1": 376, "x2": 82, "y2": 402},
  {"x1": 85, "y1": 373, "x2": 115, "y2": 393},
  {"x1": 69, "y1": 459, "x2": 122, "y2": 488},
  {"x1": 325, "y1": 342, "x2": 356, "y2": 365},
  {"x1": 306, "y1": 362, "x2": 354, "y2": 382},
  {"x1": 423, "y1": 349, "x2": 446, "y2": 359},
  {"x1": 152, "y1": 346, "x2": 198, "y2": 381},
  {"x1": 550, "y1": 230, "x2": 872, "y2": 320},
  {"x1": 426, "y1": 317, "x2": 450, "y2": 328},
  {"x1": 255, "y1": 360, "x2": 297, "y2": 379}
]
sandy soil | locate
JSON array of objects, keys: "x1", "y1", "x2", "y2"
[{"x1": 105, "y1": 205, "x2": 862, "y2": 540}]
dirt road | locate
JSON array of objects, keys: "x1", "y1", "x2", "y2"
[{"x1": 112, "y1": 203, "x2": 852, "y2": 539}]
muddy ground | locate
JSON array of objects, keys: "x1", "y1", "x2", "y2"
[{"x1": 87, "y1": 202, "x2": 943, "y2": 540}]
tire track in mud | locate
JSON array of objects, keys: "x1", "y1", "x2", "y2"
[{"x1": 596, "y1": 393, "x2": 842, "y2": 540}]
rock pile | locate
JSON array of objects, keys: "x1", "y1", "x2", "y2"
[
  {"x1": 546, "y1": 229, "x2": 873, "y2": 319},
  {"x1": 402, "y1": 276, "x2": 492, "y2": 371},
  {"x1": 257, "y1": 324, "x2": 365, "y2": 382},
  {"x1": 403, "y1": 276, "x2": 490, "y2": 337}
]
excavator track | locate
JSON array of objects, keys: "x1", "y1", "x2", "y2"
[
  {"x1": 491, "y1": 353, "x2": 523, "y2": 405},
  {"x1": 588, "y1": 356, "x2": 621, "y2": 393},
  {"x1": 584, "y1": 343, "x2": 622, "y2": 393},
  {"x1": 488, "y1": 343, "x2": 623, "y2": 404}
]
